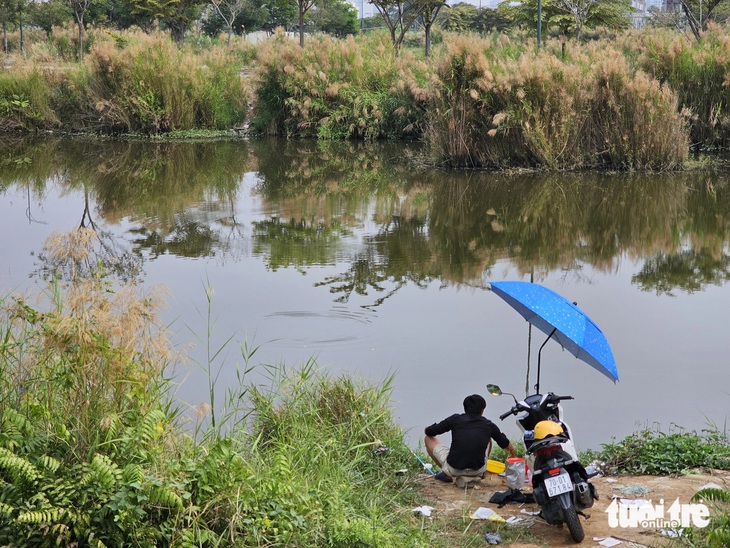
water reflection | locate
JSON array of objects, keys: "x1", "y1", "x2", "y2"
[
  {"x1": 2, "y1": 136, "x2": 730, "y2": 298},
  {"x1": 2, "y1": 136, "x2": 730, "y2": 449}
]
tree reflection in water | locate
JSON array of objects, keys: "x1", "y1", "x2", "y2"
[{"x1": 1, "y1": 136, "x2": 729, "y2": 300}]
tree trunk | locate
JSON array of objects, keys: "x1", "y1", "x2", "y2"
[
  {"x1": 299, "y1": 10, "x2": 304, "y2": 47},
  {"x1": 19, "y1": 10, "x2": 24, "y2": 54},
  {"x1": 425, "y1": 22, "x2": 431, "y2": 58},
  {"x1": 76, "y1": 15, "x2": 84, "y2": 60},
  {"x1": 3, "y1": 22, "x2": 7, "y2": 54},
  {"x1": 227, "y1": 26, "x2": 232, "y2": 47},
  {"x1": 170, "y1": 20, "x2": 186, "y2": 44}
]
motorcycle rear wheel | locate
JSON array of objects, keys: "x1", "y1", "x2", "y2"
[{"x1": 564, "y1": 505, "x2": 584, "y2": 542}]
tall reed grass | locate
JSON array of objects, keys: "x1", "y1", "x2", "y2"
[
  {"x1": 620, "y1": 23, "x2": 730, "y2": 150},
  {"x1": 9, "y1": 24, "x2": 730, "y2": 168},
  {"x1": 252, "y1": 30, "x2": 433, "y2": 140},
  {"x1": 0, "y1": 230, "x2": 425, "y2": 546},
  {"x1": 88, "y1": 31, "x2": 249, "y2": 133},
  {"x1": 426, "y1": 32, "x2": 688, "y2": 170},
  {"x1": 1, "y1": 29, "x2": 249, "y2": 134}
]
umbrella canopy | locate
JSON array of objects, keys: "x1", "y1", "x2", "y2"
[{"x1": 489, "y1": 280, "x2": 618, "y2": 384}]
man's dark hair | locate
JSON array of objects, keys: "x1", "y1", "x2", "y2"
[{"x1": 463, "y1": 394, "x2": 486, "y2": 415}]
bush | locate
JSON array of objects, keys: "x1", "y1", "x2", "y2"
[
  {"x1": 425, "y1": 32, "x2": 687, "y2": 170},
  {"x1": 0, "y1": 233, "x2": 425, "y2": 545},
  {"x1": 585, "y1": 425, "x2": 730, "y2": 475},
  {"x1": 0, "y1": 67, "x2": 58, "y2": 131},
  {"x1": 252, "y1": 31, "x2": 431, "y2": 140},
  {"x1": 87, "y1": 32, "x2": 249, "y2": 134}
]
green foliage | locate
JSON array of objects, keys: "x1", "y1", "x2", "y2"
[
  {"x1": 0, "y1": 271, "x2": 429, "y2": 546},
  {"x1": 308, "y1": 0, "x2": 359, "y2": 36},
  {"x1": 681, "y1": 487, "x2": 730, "y2": 547},
  {"x1": 426, "y1": 31, "x2": 687, "y2": 169},
  {"x1": 497, "y1": 0, "x2": 632, "y2": 40},
  {"x1": 0, "y1": 70, "x2": 55, "y2": 131},
  {"x1": 252, "y1": 32, "x2": 431, "y2": 140},
  {"x1": 87, "y1": 31, "x2": 248, "y2": 133},
  {"x1": 585, "y1": 426, "x2": 730, "y2": 475}
]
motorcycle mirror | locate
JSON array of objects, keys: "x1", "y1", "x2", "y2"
[{"x1": 486, "y1": 384, "x2": 502, "y2": 396}]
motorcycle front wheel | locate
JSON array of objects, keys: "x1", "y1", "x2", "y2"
[{"x1": 564, "y1": 505, "x2": 584, "y2": 542}]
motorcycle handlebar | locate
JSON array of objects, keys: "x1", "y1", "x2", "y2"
[
  {"x1": 499, "y1": 409, "x2": 514, "y2": 421},
  {"x1": 498, "y1": 395, "x2": 573, "y2": 420}
]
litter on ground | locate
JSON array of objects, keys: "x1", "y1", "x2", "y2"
[
  {"x1": 469, "y1": 507, "x2": 505, "y2": 522},
  {"x1": 593, "y1": 537, "x2": 622, "y2": 547}
]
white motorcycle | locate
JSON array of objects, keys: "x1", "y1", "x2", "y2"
[{"x1": 487, "y1": 384, "x2": 597, "y2": 543}]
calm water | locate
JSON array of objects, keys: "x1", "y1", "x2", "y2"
[{"x1": 1, "y1": 136, "x2": 729, "y2": 451}]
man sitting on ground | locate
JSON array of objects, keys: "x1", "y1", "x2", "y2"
[{"x1": 425, "y1": 394, "x2": 516, "y2": 484}]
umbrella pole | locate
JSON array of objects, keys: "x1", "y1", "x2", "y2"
[
  {"x1": 536, "y1": 327, "x2": 557, "y2": 393},
  {"x1": 525, "y1": 324, "x2": 532, "y2": 397}
]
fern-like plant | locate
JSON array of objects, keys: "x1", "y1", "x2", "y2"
[{"x1": 690, "y1": 487, "x2": 730, "y2": 547}]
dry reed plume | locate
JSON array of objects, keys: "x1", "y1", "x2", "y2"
[{"x1": 4, "y1": 229, "x2": 172, "y2": 453}]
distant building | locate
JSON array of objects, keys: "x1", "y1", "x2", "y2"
[{"x1": 632, "y1": 0, "x2": 682, "y2": 27}]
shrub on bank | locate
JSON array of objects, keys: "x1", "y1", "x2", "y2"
[
  {"x1": 623, "y1": 24, "x2": 730, "y2": 150},
  {"x1": 426, "y1": 33, "x2": 688, "y2": 170},
  {"x1": 87, "y1": 31, "x2": 249, "y2": 134},
  {"x1": 252, "y1": 31, "x2": 432, "y2": 140},
  {"x1": 0, "y1": 231, "x2": 423, "y2": 545},
  {"x1": 584, "y1": 426, "x2": 730, "y2": 475},
  {"x1": 0, "y1": 67, "x2": 58, "y2": 131}
]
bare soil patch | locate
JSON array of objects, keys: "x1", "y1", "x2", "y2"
[{"x1": 414, "y1": 468, "x2": 730, "y2": 547}]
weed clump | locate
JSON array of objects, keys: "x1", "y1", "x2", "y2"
[
  {"x1": 0, "y1": 230, "x2": 424, "y2": 546},
  {"x1": 584, "y1": 426, "x2": 730, "y2": 475},
  {"x1": 252, "y1": 31, "x2": 432, "y2": 140},
  {"x1": 426, "y1": 32, "x2": 688, "y2": 170}
]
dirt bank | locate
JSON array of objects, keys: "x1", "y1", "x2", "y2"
[{"x1": 415, "y1": 468, "x2": 730, "y2": 546}]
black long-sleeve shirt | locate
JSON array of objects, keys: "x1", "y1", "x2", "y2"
[{"x1": 425, "y1": 413, "x2": 510, "y2": 470}]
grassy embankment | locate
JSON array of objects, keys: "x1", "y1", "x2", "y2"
[
  {"x1": 7, "y1": 24, "x2": 730, "y2": 168},
  {"x1": 0, "y1": 229, "x2": 429, "y2": 546},
  {"x1": 2, "y1": 230, "x2": 729, "y2": 546}
]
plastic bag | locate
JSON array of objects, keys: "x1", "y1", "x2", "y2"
[{"x1": 505, "y1": 458, "x2": 526, "y2": 490}]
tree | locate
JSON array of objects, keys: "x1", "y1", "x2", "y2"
[
  {"x1": 308, "y1": 0, "x2": 357, "y2": 36},
  {"x1": 369, "y1": 0, "x2": 430, "y2": 52},
  {"x1": 28, "y1": 0, "x2": 71, "y2": 38},
  {"x1": 260, "y1": 0, "x2": 296, "y2": 33},
  {"x1": 553, "y1": 0, "x2": 632, "y2": 39},
  {"x1": 473, "y1": 6, "x2": 512, "y2": 33},
  {"x1": 500, "y1": 0, "x2": 631, "y2": 40},
  {"x1": 0, "y1": 0, "x2": 17, "y2": 53},
  {"x1": 210, "y1": 0, "x2": 246, "y2": 44},
  {"x1": 128, "y1": 0, "x2": 205, "y2": 43},
  {"x1": 69, "y1": 0, "x2": 93, "y2": 58},
  {"x1": 2, "y1": 0, "x2": 29, "y2": 53},
  {"x1": 437, "y1": 2, "x2": 478, "y2": 32},
  {"x1": 552, "y1": 0, "x2": 596, "y2": 39},
  {"x1": 676, "y1": 0, "x2": 726, "y2": 40},
  {"x1": 294, "y1": 0, "x2": 314, "y2": 46},
  {"x1": 86, "y1": 0, "x2": 156, "y2": 30},
  {"x1": 419, "y1": 0, "x2": 446, "y2": 57}
]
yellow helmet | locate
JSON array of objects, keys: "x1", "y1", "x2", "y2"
[{"x1": 534, "y1": 420, "x2": 564, "y2": 440}]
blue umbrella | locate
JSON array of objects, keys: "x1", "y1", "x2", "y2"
[{"x1": 489, "y1": 281, "x2": 618, "y2": 388}]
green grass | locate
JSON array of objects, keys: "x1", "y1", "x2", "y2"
[
  {"x1": 0, "y1": 230, "x2": 430, "y2": 546},
  {"x1": 581, "y1": 424, "x2": 730, "y2": 476}
]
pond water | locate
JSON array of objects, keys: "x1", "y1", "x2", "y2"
[{"x1": 1, "y1": 136, "x2": 729, "y2": 452}]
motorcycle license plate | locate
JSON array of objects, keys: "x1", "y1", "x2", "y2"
[{"x1": 544, "y1": 472, "x2": 573, "y2": 497}]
